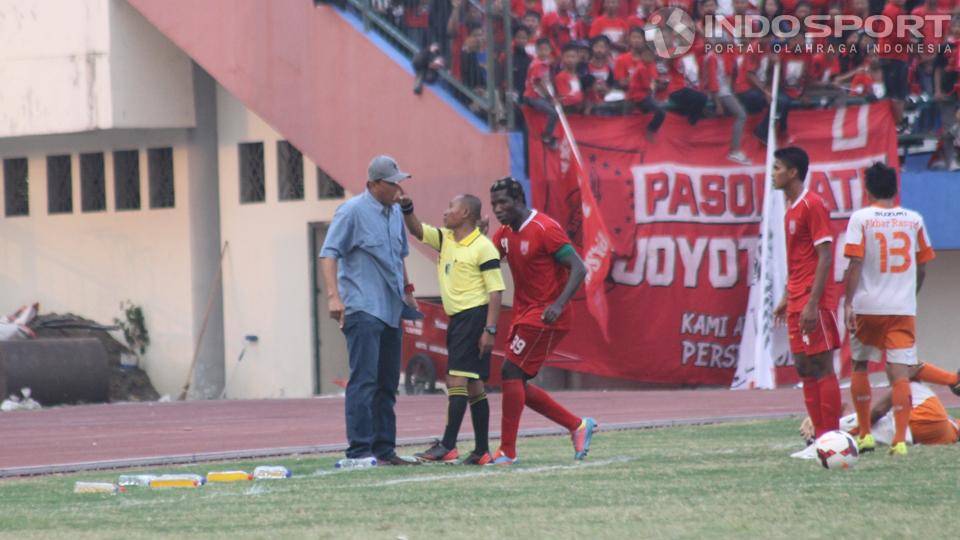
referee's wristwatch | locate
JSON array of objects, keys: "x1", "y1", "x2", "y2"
[{"x1": 484, "y1": 325, "x2": 497, "y2": 336}]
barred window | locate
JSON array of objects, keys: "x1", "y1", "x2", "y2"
[
  {"x1": 80, "y1": 152, "x2": 106, "y2": 212},
  {"x1": 148, "y1": 147, "x2": 175, "y2": 209},
  {"x1": 239, "y1": 142, "x2": 265, "y2": 203},
  {"x1": 114, "y1": 149, "x2": 141, "y2": 211},
  {"x1": 3, "y1": 158, "x2": 29, "y2": 217},
  {"x1": 47, "y1": 155, "x2": 73, "y2": 214},
  {"x1": 317, "y1": 166, "x2": 345, "y2": 200},
  {"x1": 277, "y1": 140, "x2": 304, "y2": 201}
]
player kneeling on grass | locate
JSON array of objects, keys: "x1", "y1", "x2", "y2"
[
  {"x1": 488, "y1": 177, "x2": 598, "y2": 465},
  {"x1": 796, "y1": 382, "x2": 960, "y2": 458},
  {"x1": 401, "y1": 192, "x2": 505, "y2": 465},
  {"x1": 843, "y1": 162, "x2": 960, "y2": 456}
]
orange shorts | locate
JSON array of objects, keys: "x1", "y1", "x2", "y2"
[
  {"x1": 850, "y1": 315, "x2": 917, "y2": 365},
  {"x1": 910, "y1": 398, "x2": 960, "y2": 445},
  {"x1": 787, "y1": 309, "x2": 841, "y2": 356}
]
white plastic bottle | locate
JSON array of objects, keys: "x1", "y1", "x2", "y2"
[
  {"x1": 118, "y1": 474, "x2": 157, "y2": 487},
  {"x1": 253, "y1": 465, "x2": 292, "y2": 479},
  {"x1": 334, "y1": 457, "x2": 378, "y2": 469}
]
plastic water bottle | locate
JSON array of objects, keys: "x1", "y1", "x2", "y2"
[
  {"x1": 149, "y1": 474, "x2": 205, "y2": 488},
  {"x1": 118, "y1": 474, "x2": 156, "y2": 487},
  {"x1": 74, "y1": 482, "x2": 123, "y2": 494},
  {"x1": 252, "y1": 465, "x2": 292, "y2": 479},
  {"x1": 334, "y1": 457, "x2": 378, "y2": 470},
  {"x1": 206, "y1": 470, "x2": 253, "y2": 483}
]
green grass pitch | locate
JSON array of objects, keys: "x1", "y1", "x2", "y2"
[{"x1": 2, "y1": 416, "x2": 959, "y2": 539}]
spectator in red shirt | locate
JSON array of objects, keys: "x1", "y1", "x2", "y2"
[
  {"x1": 590, "y1": 0, "x2": 631, "y2": 48},
  {"x1": 627, "y1": 47, "x2": 667, "y2": 138},
  {"x1": 934, "y1": 17, "x2": 960, "y2": 170},
  {"x1": 587, "y1": 35, "x2": 616, "y2": 84},
  {"x1": 540, "y1": 0, "x2": 588, "y2": 52},
  {"x1": 403, "y1": 0, "x2": 433, "y2": 47},
  {"x1": 704, "y1": 39, "x2": 750, "y2": 163},
  {"x1": 627, "y1": 0, "x2": 659, "y2": 28},
  {"x1": 876, "y1": 0, "x2": 911, "y2": 127},
  {"x1": 513, "y1": 0, "x2": 544, "y2": 17},
  {"x1": 665, "y1": 27, "x2": 708, "y2": 124},
  {"x1": 556, "y1": 42, "x2": 587, "y2": 111},
  {"x1": 523, "y1": 38, "x2": 561, "y2": 147},
  {"x1": 591, "y1": 0, "x2": 637, "y2": 18},
  {"x1": 613, "y1": 27, "x2": 647, "y2": 88},
  {"x1": 522, "y1": 10, "x2": 542, "y2": 42}
]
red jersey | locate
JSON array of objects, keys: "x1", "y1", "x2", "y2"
[
  {"x1": 784, "y1": 190, "x2": 837, "y2": 312},
  {"x1": 627, "y1": 60, "x2": 654, "y2": 101},
  {"x1": 810, "y1": 53, "x2": 841, "y2": 84},
  {"x1": 877, "y1": 3, "x2": 911, "y2": 61},
  {"x1": 493, "y1": 210, "x2": 574, "y2": 330},
  {"x1": 613, "y1": 52, "x2": 644, "y2": 83},
  {"x1": 589, "y1": 16, "x2": 630, "y2": 44},
  {"x1": 911, "y1": 5, "x2": 951, "y2": 46},
  {"x1": 667, "y1": 52, "x2": 702, "y2": 93},
  {"x1": 540, "y1": 11, "x2": 587, "y2": 51},
  {"x1": 733, "y1": 49, "x2": 767, "y2": 94},
  {"x1": 848, "y1": 69, "x2": 875, "y2": 96},
  {"x1": 591, "y1": 0, "x2": 636, "y2": 19},
  {"x1": 703, "y1": 50, "x2": 736, "y2": 94},
  {"x1": 524, "y1": 58, "x2": 553, "y2": 100},
  {"x1": 555, "y1": 70, "x2": 584, "y2": 106},
  {"x1": 780, "y1": 50, "x2": 810, "y2": 99}
]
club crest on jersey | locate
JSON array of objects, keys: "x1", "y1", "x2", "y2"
[
  {"x1": 520, "y1": 240, "x2": 529, "y2": 255},
  {"x1": 789, "y1": 220, "x2": 797, "y2": 235}
]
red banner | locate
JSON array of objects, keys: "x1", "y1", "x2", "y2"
[
  {"x1": 556, "y1": 114, "x2": 614, "y2": 342},
  {"x1": 526, "y1": 102, "x2": 898, "y2": 385}
]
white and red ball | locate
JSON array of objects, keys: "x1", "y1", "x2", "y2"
[{"x1": 814, "y1": 430, "x2": 860, "y2": 470}]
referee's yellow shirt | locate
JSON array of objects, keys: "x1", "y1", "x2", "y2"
[{"x1": 421, "y1": 224, "x2": 506, "y2": 316}]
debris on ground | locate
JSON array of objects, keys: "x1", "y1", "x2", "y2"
[{"x1": 27, "y1": 313, "x2": 160, "y2": 402}]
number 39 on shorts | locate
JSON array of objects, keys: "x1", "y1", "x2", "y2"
[{"x1": 509, "y1": 335, "x2": 527, "y2": 355}]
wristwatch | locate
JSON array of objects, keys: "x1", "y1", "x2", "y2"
[{"x1": 484, "y1": 325, "x2": 497, "y2": 335}]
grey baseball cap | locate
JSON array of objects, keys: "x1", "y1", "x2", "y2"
[{"x1": 367, "y1": 155, "x2": 411, "y2": 183}]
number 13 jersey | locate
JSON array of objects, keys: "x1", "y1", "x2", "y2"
[{"x1": 844, "y1": 205, "x2": 936, "y2": 316}]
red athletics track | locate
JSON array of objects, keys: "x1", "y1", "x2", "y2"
[{"x1": 2, "y1": 388, "x2": 958, "y2": 477}]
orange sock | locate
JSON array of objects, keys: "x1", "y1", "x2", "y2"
[
  {"x1": 912, "y1": 363, "x2": 959, "y2": 387},
  {"x1": 851, "y1": 371, "x2": 872, "y2": 436},
  {"x1": 891, "y1": 379, "x2": 912, "y2": 445}
]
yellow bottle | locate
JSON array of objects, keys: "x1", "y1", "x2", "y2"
[{"x1": 206, "y1": 470, "x2": 253, "y2": 483}]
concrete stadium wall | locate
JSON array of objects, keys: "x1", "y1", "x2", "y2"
[
  {"x1": 127, "y1": 0, "x2": 511, "y2": 236},
  {"x1": 0, "y1": 0, "x2": 195, "y2": 138},
  {"x1": 0, "y1": 129, "x2": 199, "y2": 397},
  {"x1": 215, "y1": 87, "x2": 444, "y2": 398}
]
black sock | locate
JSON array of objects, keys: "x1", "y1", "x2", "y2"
[
  {"x1": 469, "y1": 392, "x2": 489, "y2": 455},
  {"x1": 441, "y1": 386, "x2": 469, "y2": 450}
]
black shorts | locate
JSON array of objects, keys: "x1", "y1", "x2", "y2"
[
  {"x1": 881, "y1": 58, "x2": 908, "y2": 100},
  {"x1": 446, "y1": 304, "x2": 490, "y2": 381}
]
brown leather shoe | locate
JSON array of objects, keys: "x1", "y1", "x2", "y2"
[{"x1": 380, "y1": 454, "x2": 420, "y2": 466}]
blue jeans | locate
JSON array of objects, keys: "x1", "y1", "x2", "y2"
[{"x1": 343, "y1": 311, "x2": 402, "y2": 459}]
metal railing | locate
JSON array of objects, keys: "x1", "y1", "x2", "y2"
[{"x1": 343, "y1": 0, "x2": 514, "y2": 130}]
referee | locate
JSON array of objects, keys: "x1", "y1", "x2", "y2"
[{"x1": 400, "y1": 192, "x2": 505, "y2": 465}]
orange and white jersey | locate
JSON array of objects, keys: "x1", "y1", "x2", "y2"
[
  {"x1": 843, "y1": 206, "x2": 935, "y2": 316},
  {"x1": 839, "y1": 383, "x2": 939, "y2": 446}
]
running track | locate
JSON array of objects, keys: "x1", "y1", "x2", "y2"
[{"x1": 3, "y1": 388, "x2": 957, "y2": 477}]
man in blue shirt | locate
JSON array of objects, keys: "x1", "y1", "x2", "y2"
[{"x1": 320, "y1": 155, "x2": 422, "y2": 466}]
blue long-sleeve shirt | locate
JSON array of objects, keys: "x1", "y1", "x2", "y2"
[{"x1": 320, "y1": 190, "x2": 411, "y2": 328}]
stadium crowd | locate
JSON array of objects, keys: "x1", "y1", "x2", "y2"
[{"x1": 368, "y1": 0, "x2": 960, "y2": 169}]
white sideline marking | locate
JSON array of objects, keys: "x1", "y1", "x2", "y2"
[{"x1": 363, "y1": 456, "x2": 636, "y2": 487}]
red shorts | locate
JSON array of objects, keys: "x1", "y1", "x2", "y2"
[
  {"x1": 787, "y1": 309, "x2": 840, "y2": 356},
  {"x1": 505, "y1": 324, "x2": 567, "y2": 377}
]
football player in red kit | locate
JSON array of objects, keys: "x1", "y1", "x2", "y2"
[{"x1": 488, "y1": 177, "x2": 598, "y2": 465}]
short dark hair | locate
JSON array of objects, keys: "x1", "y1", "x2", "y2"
[
  {"x1": 522, "y1": 10, "x2": 541, "y2": 20},
  {"x1": 773, "y1": 146, "x2": 810, "y2": 182},
  {"x1": 460, "y1": 194, "x2": 482, "y2": 221},
  {"x1": 490, "y1": 176, "x2": 526, "y2": 204},
  {"x1": 628, "y1": 26, "x2": 645, "y2": 37},
  {"x1": 864, "y1": 162, "x2": 898, "y2": 199},
  {"x1": 561, "y1": 41, "x2": 580, "y2": 53},
  {"x1": 513, "y1": 26, "x2": 530, "y2": 38},
  {"x1": 535, "y1": 37, "x2": 552, "y2": 49}
]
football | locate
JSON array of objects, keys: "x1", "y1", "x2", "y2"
[{"x1": 815, "y1": 430, "x2": 860, "y2": 470}]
